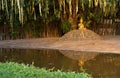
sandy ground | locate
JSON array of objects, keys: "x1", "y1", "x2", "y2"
[{"x1": 0, "y1": 36, "x2": 120, "y2": 54}]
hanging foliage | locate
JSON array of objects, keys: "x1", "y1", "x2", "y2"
[{"x1": 0, "y1": 0, "x2": 120, "y2": 27}]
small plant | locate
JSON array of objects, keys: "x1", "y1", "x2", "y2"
[
  {"x1": 0, "y1": 62, "x2": 92, "y2": 78},
  {"x1": 11, "y1": 31, "x2": 19, "y2": 39},
  {"x1": 61, "y1": 20, "x2": 71, "y2": 34}
]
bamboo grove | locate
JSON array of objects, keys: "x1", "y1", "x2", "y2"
[{"x1": 0, "y1": 0, "x2": 120, "y2": 39}]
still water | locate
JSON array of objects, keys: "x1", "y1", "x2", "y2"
[{"x1": 0, "y1": 48, "x2": 120, "y2": 78}]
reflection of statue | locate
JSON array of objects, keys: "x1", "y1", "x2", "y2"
[
  {"x1": 78, "y1": 60, "x2": 84, "y2": 70},
  {"x1": 60, "y1": 50, "x2": 99, "y2": 70},
  {"x1": 60, "y1": 50, "x2": 98, "y2": 62},
  {"x1": 78, "y1": 18, "x2": 86, "y2": 30}
]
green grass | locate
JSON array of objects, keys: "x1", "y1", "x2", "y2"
[{"x1": 0, "y1": 62, "x2": 92, "y2": 78}]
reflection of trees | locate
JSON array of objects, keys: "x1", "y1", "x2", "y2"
[
  {"x1": 0, "y1": 49, "x2": 80, "y2": 72},
  {"x1": 85, "y1": 54, "x2": 120, "y2": 78},
  {"x1": 1, "y1": 48, "x2": 120, "y2": 77}
]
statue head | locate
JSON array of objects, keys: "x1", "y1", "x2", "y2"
[{"x1": 80, "y1": 18, "x2": 83, "y2": 23}]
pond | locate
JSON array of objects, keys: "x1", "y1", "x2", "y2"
[{"x1": 0, "y1": 48, "x2": 120, "y2": 78}]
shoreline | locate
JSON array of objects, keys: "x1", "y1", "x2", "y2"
[{"x1": 0, "y1": 36, "x2": 120, "y2": 54}]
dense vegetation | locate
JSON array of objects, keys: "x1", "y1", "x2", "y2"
[
  {"x1": 0, "y1": 0, "x2": 120, "y2": 39},
  {"x1": 0, "y1": 62, "x2": 92, "y2": 78}
]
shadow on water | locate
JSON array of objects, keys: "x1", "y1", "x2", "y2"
[{"x1": 0, "y1": 48, "x2": 120, "y2": 78}]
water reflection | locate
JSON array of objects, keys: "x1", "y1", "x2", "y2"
[
  {"x1": 60, "y1": 50, "x2": 99, "y2": 70},
  {"x1": 0, "y1": 48, "x2": 80, "y2": 72},
  {"x1": 85, "y1": 54, "x2": 120, "y2": 78},
  {"x1": 0, "y1": 48, "x2": 120, "y2": 78}
]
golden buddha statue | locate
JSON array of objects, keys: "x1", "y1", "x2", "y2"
[{"x1": 78, "y1": 18, "x2": 86, "y2": 30}]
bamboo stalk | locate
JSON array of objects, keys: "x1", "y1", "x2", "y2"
[
  {"x1": 0, "y1": 1, "x2": 1, "y2": 10},
  {"x1": 103, "y1": 0, "x2": 106, "y2": 12},
  {"x1": 21, "y1": 6, "x2": 24, "y2": 25},
  {"x1": 5, "y1": 0, "x2": 9, "y2": 19},
  {"x1": 14, "y1": 0, "x2": 17, "y2": 14},
  {"x1": 58, "y1": 0, "x2": 62, "y2": 11},
  {"x1": 66, "y1": 0, "x2": 72, "y2": 15},
  {"x1": 62, "y1": 0, "x2": 66, "y2": 14},
  {"x1": 81, "y1": 0, "x2": 84, "y2": 11},
  {"x1": 2, "y1": 0, "x2": 4, "y2": 10},
  {"x1": 39, "y1": 3, "x2": 42, "y2": 16},
  {"x1": 53, "y1": 0, "x2": 55, "y2": 14},
  {"x1": 17, "y1": 0, "x2": 21, "y2": 23},
  {"x1": 89, "y1": 0, "x2": 91, "y2": 7},
  {"x1": 99, "y1": 0, "x2": 102, "y2": 9},
  {"x1": 10, "y1": 0, "x2": 14, "y2": 37},
  {"x1": 94, "y1": 0, "x2": 99, "y2": 7},
  {"x1": 69, "y1": 0, "x2": 72, "y2": 15},
  {"x1": 34, "y1": 10, "x2": 36, "y2": 20},
  {"x1": 76, "y1": 0, "x2": 78, "y2": 14},
  {"x1": 32, "y1": 1, "x2": 35, "y2": 15}
]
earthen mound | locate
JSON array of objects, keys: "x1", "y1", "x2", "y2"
[{"x1": 60, "y1": 29, "x2": 102, "y2": 41}]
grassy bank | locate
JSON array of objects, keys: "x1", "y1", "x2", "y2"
[{"x1": 0, "y1": 62, "x2": 92, "y2": 78}]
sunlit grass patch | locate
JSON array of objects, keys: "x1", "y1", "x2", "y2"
[{"x1": 0, "y1": 62, "x2": 92, "y2": 78}]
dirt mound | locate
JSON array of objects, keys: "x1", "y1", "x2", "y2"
[{"x1": 60, "y1": 29, "x2": 102, "y2": 41}]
